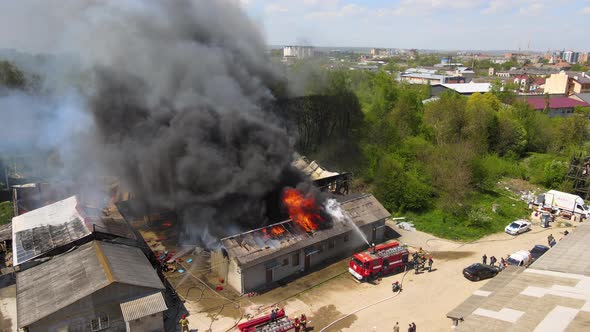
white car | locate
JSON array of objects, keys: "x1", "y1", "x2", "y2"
[{"x1": 505, "y1": 220, "x2": 532, "y2": 235}]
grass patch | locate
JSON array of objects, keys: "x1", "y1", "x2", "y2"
[
  {"x1": 406, "y1": 188, "x2": 530, "y2": 241},
  {"x1": 0, "y1": 201, "x2": 13, "y2": 225},
  {"x1": 520, "y1": 152, "x2": 568, "y2": 185}
]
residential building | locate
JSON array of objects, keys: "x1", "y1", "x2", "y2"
[
  {"x1": 17, "y1": 240, "x2": 166, "y2": 331},
  {"x1": 431, "y1": 82, "x2": 492, "y2": 96},
  {"x1": 544, "y1": 71, "x2": 590, "y2": 95},
  {"x1": 370, "y1": 48, "x2": 389, "y2": 57},
  {"x1": 283, "y1": 46, "x2": 314, "y2": 59},
  {"x1": 579, "y1": 52, "x2": 589, "y2": 64},
  {"x1": 513, "y1": 75, "x2": 545, "y2": 93},
  {"x1": 563, "y1": 51, "x2": 580, "y2": 64},
  {"x1": 447, "y1": 223, "x2": 590, "y2": 330},
  {"x1": 211, "y1": 193, "x2": 389, "y2": 294},
  {"x1": 571, "y1": 93, "x2": 590, "y2": 104},
  {"x1": 526, "y1": 97, "x2": 590, "y2": 117}
]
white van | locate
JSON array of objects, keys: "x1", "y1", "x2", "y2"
[{"x1": 506, "y1": 250, "x2": 532, "y2": 267}]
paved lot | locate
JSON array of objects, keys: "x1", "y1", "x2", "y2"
[{"x1": 180, "y1": 219, "x2": 576, "y2": 331}]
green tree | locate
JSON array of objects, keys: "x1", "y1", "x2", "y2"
[{"x1": 0, "y1": 60, "x2": 26, "y2": 89}]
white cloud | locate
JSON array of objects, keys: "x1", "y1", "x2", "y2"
[
  {"x1": 265, "y1": 3, "x2": 289, "y2": 13},
  {"x1": 519, "y1": 2, "x2": 545, "y2": 16},
  {"x1": 306, "y1": 3, "x2": 366, "y2": 19},
  {"x1": 584, "y1": 6, "x2": 590, "y2": 14}
]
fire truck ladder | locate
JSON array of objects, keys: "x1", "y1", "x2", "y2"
[{"x1": 374, "y1": 246, "x2": 407, "y2": 258}]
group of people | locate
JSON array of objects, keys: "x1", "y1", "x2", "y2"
[
  {"x1": 270, "y1": 308, "x2": 307, "y2": 332},
  {"x1": 412, "y1": 247, "x2": 434, "y2": 274},
  {"x1": 393, "y1": 321, "x2": 417, "y2": 332},
  {"x1": 482, "y1": 254, "x2": 507, "y2": 270}
]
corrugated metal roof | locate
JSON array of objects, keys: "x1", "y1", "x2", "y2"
[
  {"x1": 221, "y1": 193, "x2": 390, "y2": 268},
  {"x1": 17, "y1": 240, "x2": 164, "y2": 328},
  {"x1": 11, "y1": 196, "x2": 136, "y2": 266},
  {"x1": 527, "y1": 97, "x2": 590, "y2": 110},
  {"x1": 120, "y1": 292, "x2": 167, "y2": 322},
  {"x1": 292, "y1": 157, "x2": 339, "y2": 181},
  {"x1": 440, "y1": 82, "x2": 492, "y2": 94}
]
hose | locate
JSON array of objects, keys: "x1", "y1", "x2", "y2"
[{"x1": 319, "y1": 267, "x2": 410, "y2": 332}]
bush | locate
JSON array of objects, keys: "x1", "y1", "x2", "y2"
[
  {"x1": 542, "y1": 160, "x2": 568, "y2": 189},
  {"x1": 0, "y1": 201, "x2": 13, "y2": 225},
  {"x1": 471, "y1": 154, "x2": 524, "y2": 190}
]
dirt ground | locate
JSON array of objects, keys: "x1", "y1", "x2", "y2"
[{"x1": 179, "y1": 217, "x2": 576, "y2": 332}]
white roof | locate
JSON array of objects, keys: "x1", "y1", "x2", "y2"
[
  {"x1": 120, "y1": 292, "x2": 168, "y2": 321},
  {"x1": 12, "y1": 196, "x2": 92, "y2": 265},
  {"x1": 440, "y1": 82, "x2": 491, "y2": 94}
]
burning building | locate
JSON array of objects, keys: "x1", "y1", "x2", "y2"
[{"x1": 211, "y1": 193, "x2": 389, "y2": 294}]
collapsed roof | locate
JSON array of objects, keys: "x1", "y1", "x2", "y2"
[
  {"x1": 11, "y1": 196, "x2": 136, "y2": 266},
  {"x1": 221, "y1": 193, "x2": 390, "y2": 269}
]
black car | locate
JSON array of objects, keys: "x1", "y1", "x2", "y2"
[
  {"x1": 462, "y1": 263, "x2": 500, "y2": 281},
  {"x1": 530, "y1": 244, "x2": 550, "y2": 261}
]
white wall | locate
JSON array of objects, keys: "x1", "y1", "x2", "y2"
[{"x1": 126, "y1": 312, "x2": 164, "y2": 332}]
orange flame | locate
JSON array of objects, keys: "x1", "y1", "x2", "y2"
[
  {"x1": 282, "y1": 188, "x2": 324, "y2": 232},
  {"x1": 262, "y1": 225, "x2": 286, "y2": 238}
]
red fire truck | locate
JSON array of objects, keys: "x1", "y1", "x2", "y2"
[
  {"x1": 238, "y1": 309, "x2": 295, "y2": 332},
  {"x1": 348, "y1": 241, "x2": 409, "y2": 281}
]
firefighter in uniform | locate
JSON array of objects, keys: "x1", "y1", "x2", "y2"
[
  {"x1": 179, "y1": 314, "x2": 189, "y2": 332},
  {"x1": 294, "y1": 317, "x2": 301, "y2": 332},
  {"x1": 300, "y1": 314, "x2": 307, "y2": 330}
]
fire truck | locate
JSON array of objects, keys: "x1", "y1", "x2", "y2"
[
  {"x1": 238, "y1": 309, "x2": 295, "y2": 332},
  {"x1": 348, "y1": 241, "x2": 409, "y2": 281}
]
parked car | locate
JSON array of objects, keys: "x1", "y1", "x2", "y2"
[
  {"x1": 530, "y1": 244, "x2": 550, "y2": 261},
  {"x1": 505, "y1": 220, "x2": 532, "y2": 235},
  {"x1": 462, "y1": 263, "x2": 500, "y2": 281},
  {"x1": 506, "y1": 250, "x2": 532, "y2": 267}
]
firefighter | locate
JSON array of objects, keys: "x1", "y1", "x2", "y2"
[
  {"x1": 428, "y1": 257, "x2": 433, "y2": 272},
  {"x1": 179, "y1": 314, "x2": 189, "y2": 332},
  {"x1": 300, "y1": 314, "x2": 307, "y2": 330},
  {"x1": 271, "y1": 308, "x2": 277, "y2": 322},
  {"x1": 418, "y1": 247, "x2": 425, "y2": 258},
  {"x1": 294, "y1": 317, "x2": 301, "y2": 332}
]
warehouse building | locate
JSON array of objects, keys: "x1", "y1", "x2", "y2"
[
  {"x1": 17, "y1": 240, "x2": 167, "y2": 332},
  {"x1": 211, "y1": 193, "x2": 390, "y2": 294}
]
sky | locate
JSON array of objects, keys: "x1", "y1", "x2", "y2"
[{"x1": 240, "y1": 0, "x2": 590, "y2": 51}]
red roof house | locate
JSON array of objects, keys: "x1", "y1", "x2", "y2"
[{"x1": 526, "y1": 97, "x2": 590, "y2": 116}]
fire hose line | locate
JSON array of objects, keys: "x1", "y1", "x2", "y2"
[
  {"x1": 319, "y1": 268, "x2": 410, "y2": 332},
  {"x1": 179, "y1": 263, "x2": 244, "y2": 332}
]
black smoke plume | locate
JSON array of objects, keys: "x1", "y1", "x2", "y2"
[{"x1": 0, "y1": 0, "x2": 314, "y2": 244}]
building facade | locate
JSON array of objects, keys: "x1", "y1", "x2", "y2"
[
  {"x1": 544, "y1": 71, "x2": 590, "y2": 95},
  {"x1": 17, "y1": 241, "x2": 166, "y2": 331},
  {"x1": 283, "y1": 46, "x2": 314, "y2": 59},
  {"x1": 212, "y1": 194, "x2": 390, "y2": 294}
]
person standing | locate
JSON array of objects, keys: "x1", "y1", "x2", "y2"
[
  {"x1": 394, "y1": 321, "x2": 400, "y2": 332},
  {"x1": 412, "y1": 322, "x2": 416, "y2": 331},
  {"x1": 179, "y1": 314, "x2": 189, "y2": 332},
  {"x1": 271, "y1": 308, "x2": 277, "y2": 322},
  {"x1": 408, "y1": 324, "x2": 413, "y2": 332},
  {"x1": 490, "y1": 256, "x2": 497, "y2": 267},
  {"x1": 482, "y1": 254, "x2": 487, "y2": 265},
  {"x1": 294, "y1": 318, "x2": 301, "y2": 332},
  {"x1": 428, "y1": 257, "x2": 433, "y2": 272},
  {"x1": 300, "y1": 314, "x2": 307, "y2": 330},
  {"x1": 548, "y1": 234, "x2": 554, "y2": 246}
]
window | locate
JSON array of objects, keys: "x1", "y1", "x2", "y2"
[
  {"x1": 329, "y1": 239, "x2": 335, "y2": 249},
  {"x1": 282, "y1": 258, "x2": 289, "y2": 266},
  {"x1": 91, "y1": 313, "x2": 109, "y2": 331},
  {"x1": 292, "y1": 252, "x2": 300, "y2": 266},
  {"x1": 344, "y1": 233, "x2": 350, "y2": 242}
]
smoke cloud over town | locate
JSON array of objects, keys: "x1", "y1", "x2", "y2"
[{"x1": 0, "y1": 0, "x2": 308, "y2": 244}]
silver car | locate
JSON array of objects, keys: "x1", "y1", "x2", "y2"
[{"x1": 505, "y1": 219, "x2": 532, "y2": 235}]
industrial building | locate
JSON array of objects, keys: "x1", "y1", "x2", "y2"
[
  {"x1": 17, "y1": 240, "x2": 167, "y2": 331},
  {"x1": 11, "y1": 195, "x2": 137, "y2": 268},
  {"x1": 211, "y1": 193, "x2": 390, "y2": 294}
]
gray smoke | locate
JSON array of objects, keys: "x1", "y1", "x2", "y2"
[{"x1": 0, "y1": 0, "x2": 303, "y2": 243}]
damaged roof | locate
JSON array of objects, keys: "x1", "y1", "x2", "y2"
[
  {"x1": 221, "y1": 194, "x2": 390, "y2": 269},
  {"x1": 11, "y1": 196, "x2": 136, "y2": 266},
  {"x1": 17, "y1": 240, "x2": 164, "y2": 328},
  {"x1": 292, "y1": 156, "x2": 340, "y2": 181}
]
